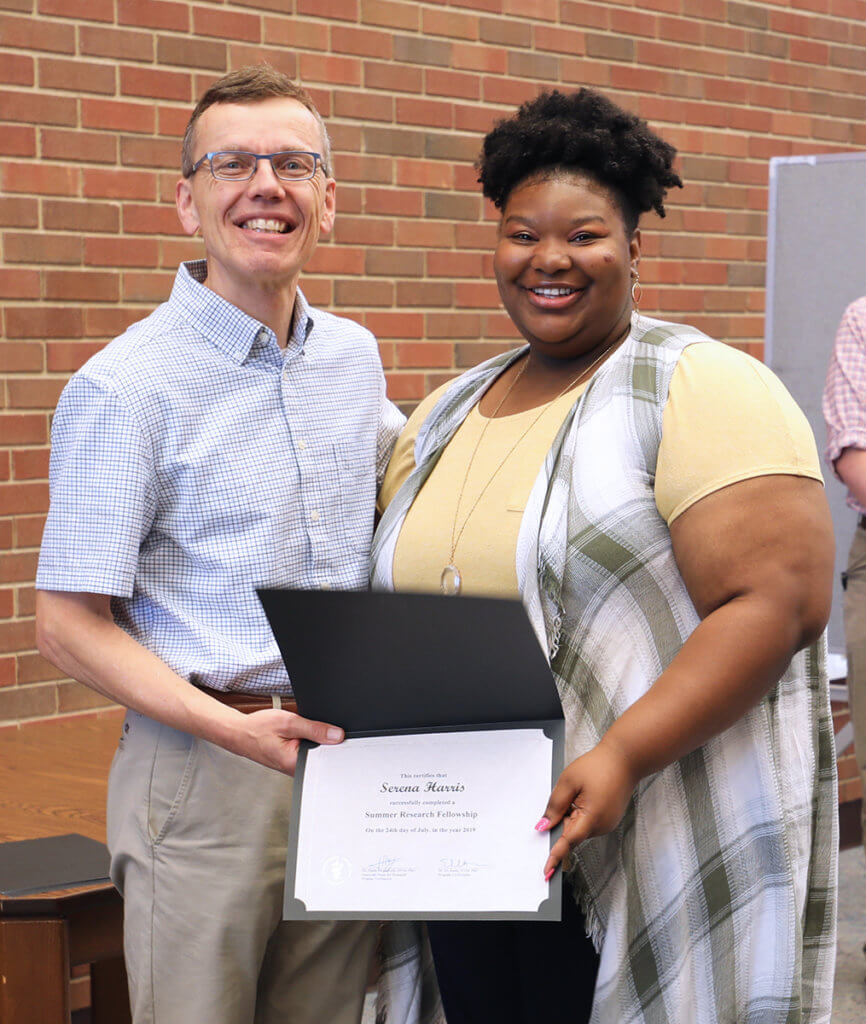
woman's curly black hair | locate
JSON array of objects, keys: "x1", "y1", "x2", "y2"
[{"x1": 478, "y1": 89, "x2": 683, "y2": 233}]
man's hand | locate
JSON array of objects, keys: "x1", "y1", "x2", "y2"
[
  {"x1": 233, "y1": 708, "x2": 345, "y2": 775},
  {"x1": 537, "y1": 738, "x2": 638, "y2": 880}
]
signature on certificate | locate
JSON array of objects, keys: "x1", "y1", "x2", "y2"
[
  {"x1": 361, "y1": 855, "x2": 416, "y2": 879},
  {"x1": 437, "y1": 858, "x2": 489, "y2": 877}
]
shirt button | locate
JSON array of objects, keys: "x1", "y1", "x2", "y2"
[
  {"x1": 298, "y1": 440, "x2": 307, "y2": 451},
  {"x1": 310, "y1": 510, "x2": 320, "y2": 523},
  {"x1": 321, "y1": 581, "x2": 332, "y2": 590}
]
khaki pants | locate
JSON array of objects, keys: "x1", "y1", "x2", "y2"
[
  {"x1": 844, "y1": 524, "x2": 866, "y2": 857},
  {"x1": 107, "y1": 711, "x2": 377, "y2": 1024}
]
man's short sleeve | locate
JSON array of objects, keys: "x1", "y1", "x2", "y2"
[{"x1": 36, "y1": 375, "x2": 157, "y2": 597}]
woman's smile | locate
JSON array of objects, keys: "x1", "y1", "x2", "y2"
[{"x1": 524, "y1": 283, "x2": 585, "y2": 309}]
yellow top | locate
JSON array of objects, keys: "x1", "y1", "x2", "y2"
[{"x1": 379, "y1": 343, "x2": 824, "y2": 599}]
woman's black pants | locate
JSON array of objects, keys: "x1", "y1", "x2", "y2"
[{"x1": 426, "y1": 885, "x2": 599, "y2": 1024}]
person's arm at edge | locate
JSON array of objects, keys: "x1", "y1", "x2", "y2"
[
  {"x1": 36, "y1": 590, "x2": 344, "y2": 775},
  {"x1": 834, "y1": 448, "x2": 866, "y2": 508},
  {"x1": 824, "y1": 300, "x2": 866, "y2": 505},
  {"x1": 540, "y1": 473, "x2": 833, "y2": 876}
]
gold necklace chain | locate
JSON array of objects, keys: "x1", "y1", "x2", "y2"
[{"x1": 441, "y1": 339, "x2": 621, "y2": 595}]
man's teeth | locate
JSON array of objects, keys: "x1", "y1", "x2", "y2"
[
  {"x1": 531, "y1": 286, "x2": 576, "y2": 296},
  {"x1": 242, "y1": 218, "x2": 289, "y2": 233}
]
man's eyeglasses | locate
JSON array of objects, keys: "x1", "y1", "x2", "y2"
[{"x1": 189, "y1": 151, "x2": 324, "y2": 182}]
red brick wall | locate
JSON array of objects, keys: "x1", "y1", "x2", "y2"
[{"x1": 2, "y1": 0, "x2": 866, "y2": 726}]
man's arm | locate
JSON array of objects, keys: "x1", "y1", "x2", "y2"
[
  {"x1": 375, "y1": 380, "x2": 407, "y2": 492},
  {"x1": 36, "y1": 590, "x2": 343, "y2": 775}
]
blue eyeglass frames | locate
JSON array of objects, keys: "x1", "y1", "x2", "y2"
[{"x1": 189, "y1": 150, "x2": 325, "y2": 182}]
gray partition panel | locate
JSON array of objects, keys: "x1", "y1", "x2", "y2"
[{"x1": 766, "y1": 152, "x2": 866, "y2": 657}]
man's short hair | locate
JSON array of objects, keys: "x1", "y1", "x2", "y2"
[{"x1": 181, "y1": 64, "x2": 333, "y2": 178}]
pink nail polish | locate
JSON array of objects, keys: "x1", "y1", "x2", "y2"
[
  {"x1": 534, "y1": 817, "x2": 550, "y2": 832},
  {"x1": 544, "y1": 867, "x2": 555, "y2": 882}
]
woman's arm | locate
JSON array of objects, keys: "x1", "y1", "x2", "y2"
[{"x1": 540, "y1": 473, "x2": 834, "y2": 877}]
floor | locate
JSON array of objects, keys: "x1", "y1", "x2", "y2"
[
  {"x1": 70, "y1": 848, "x2": 866, "y2": 1023},
  {"x1": 360, "y1": 846, "x2": 866, "y2": 1023}
]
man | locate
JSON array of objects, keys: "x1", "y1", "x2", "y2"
[
  {"x1": 35, "y1": 66, "x2": 403, "y2": 1024},
  {"x1": 823, "y1": 295, "x2": 866, "y2": 870}
]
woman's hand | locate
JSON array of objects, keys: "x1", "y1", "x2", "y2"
[{"x1": 538, "y1": 737, "x2": 639, "y2": 879}]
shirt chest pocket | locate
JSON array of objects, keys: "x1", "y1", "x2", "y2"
[{"x1": 335, "y1": 440, "x2": 376, "y2": 553}]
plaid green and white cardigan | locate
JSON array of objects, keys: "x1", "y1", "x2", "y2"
[{"x1": 372, "y1": 315, "x2": 837, "y2": 1024}]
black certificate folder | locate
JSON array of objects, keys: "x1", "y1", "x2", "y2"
[{"x1": 257, "y1": 588, "x2": 565, "y2": 921}]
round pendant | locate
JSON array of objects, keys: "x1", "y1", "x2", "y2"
[{"x1": 440, "y1": 564, "x2": 462, "y2": 596}]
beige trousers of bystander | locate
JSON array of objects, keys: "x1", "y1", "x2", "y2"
[{"x1": 844, "y1": 524, "x2": 866, "y2": 857}]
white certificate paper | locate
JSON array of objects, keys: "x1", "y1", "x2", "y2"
[{"x1": 289, "y1": 728, "x2": 553, "y2": 917}]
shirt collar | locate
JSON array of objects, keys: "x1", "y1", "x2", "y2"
[
  {"x1": 290, "y1": 287, "x2": 316, "y2": 350},
  {"x1": 170, "y1": 260, "x2": 316, "y2": 363}
]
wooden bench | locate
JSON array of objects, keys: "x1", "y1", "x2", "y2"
[{"x1": 0, "y1": 711, "x2": 131, "y2": 1024}]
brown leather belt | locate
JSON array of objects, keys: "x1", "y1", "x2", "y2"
[{"x1": 198, "y1": 684, "x2": 298, "y2": 715}]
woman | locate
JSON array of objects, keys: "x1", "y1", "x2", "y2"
[{"x1": 374, "y1": 90, "x2": 837, "y2": 1023}]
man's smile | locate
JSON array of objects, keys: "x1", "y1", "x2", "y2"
[{"x1": 235, "y1": 216, "x2": 293, "y2": 234}]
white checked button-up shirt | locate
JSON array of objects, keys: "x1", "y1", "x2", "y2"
[{"x1": 37, "y1": 261, "x2": 404, "y2": 693}]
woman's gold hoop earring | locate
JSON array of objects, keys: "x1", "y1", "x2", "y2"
[{"x1": 631, "y1": 275, "x2": 642, "y2": 307}]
